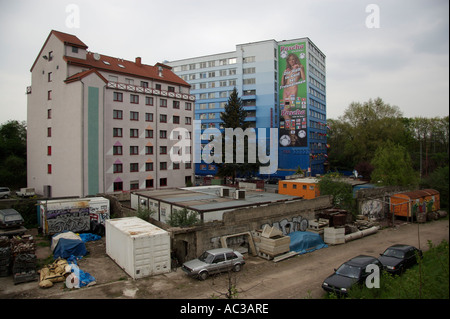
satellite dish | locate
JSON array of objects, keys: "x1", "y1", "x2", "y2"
[{"x1": 93, "y1": 53, "x2": 101, "y2": 61}]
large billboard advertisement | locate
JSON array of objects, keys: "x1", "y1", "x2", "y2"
[{"x1": 278, "y1": 42, "x2": 307, "y2": 147}]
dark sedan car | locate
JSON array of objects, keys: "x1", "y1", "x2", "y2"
[
  {"x1": 378, "y1": 244, "x2": 422, "y2": 275},
  {"x1": 322, "y1": 255, "x2": 382, "y2": 296}
]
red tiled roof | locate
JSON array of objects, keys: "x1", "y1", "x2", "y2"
[
  {"x1": 31, "y1": 30, "x2": 190, "y2": 88},
  {"x1": 64, "y1": 68, "x2": 108, "y2": 84},
  {"x1": 51, "y1": 30, "x2": 88, "y2": 49},
  {"x1": 64, "y1": 52, "x2": 190, "y2": 87},
  {"x1": 30, "y1": 30, "x2": 88, "y2": 72}
]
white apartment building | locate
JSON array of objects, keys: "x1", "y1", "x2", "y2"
[{"x1": 27, "y1": 30, "x2": 195, "y2": 198}]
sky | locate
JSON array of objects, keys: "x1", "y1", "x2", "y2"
[{"x1": 0, "y1": 0, "x2": 448, "y2": 125}]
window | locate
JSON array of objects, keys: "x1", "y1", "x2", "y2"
[
  {"x1": 213, "y1": 254, "x2": 225, "y2": 263},
  {"x1": 168, "y1": 86, "x2": 175, "y2": 92},
  {"x1": 140, "y1": 81, "x2": 149, "y2": 88},
  {"x1": 113, "y1": 164, "x2": 123, "y2": 173},
  {"x1": 48, "y1": 51, "x2": 53, "y2": 61},
  {"x1": 113, "y1": 92, "x2": 123, "y2": 102},
  {"x1": 130, "y1": 146, "x2": 139, "y2": 155},
  {"x1": 130, "y1": 163, "x2": 139, "y2": 172},
  {"x1": 173, "y1": 101, "x2": 180, "y2": 109},
  {"x1": 145, "y1": 129, "x2": 153, "y2": 138},
  {"x1": 145, "y1": 146, "x2": 153, "y2": 155},
  {"x1": 283, "y1": 183, "x2": 287, "y2": 188},
  {"x1": 160, "y1": 114, "x2": 167, "y2": 123},
  {"x1": 113, "y1": 110, "x2": 123, "y2": 119},
  {"x1": 145, "y1": 113, "x2": 153, "y2": 122},
  {"x1": 160, "y1": 146, "x2": 167, "y2": 154},
  {"x1": 72, "y1": 46, "x2": 78, "y2": 53},
  {"x1": 130, "y1": 94, "x2": 139, "y2": 104},
  {"x1": 130, "y1": 129, "x2": 138, "y2": 138},
  {"x1": 185, "y1": 162, "x2": 192, "y2": 169},
  {"x1": 47, "y1": 109, "x2": 52, "y2": 119},
  {"x1": 160, "y1": 178, "x2": 167, "y2": 187},
  {"x1": 185, "y1": 102, "x2": 192, "y2": 110},
  {"x1": 160, "y1": 99, "x2": 167, "y2": 107},
  {"x1": 113, "y1": 128, "x2": 123, "y2": 137},
  {"x1": 155, "y1": 84, "x2": 162, "y2": 90},
  {"x1": 243, "y1": 56, "x2": 255, "y2": 63},
  {"x1": 130, "y1": 181, "x2": 139, "y2": 190},
  {"x1": 113, "y1": 145, "x2": 122, "y2": 155},
  {"x1": 47, "y1": 164, "x2": 52, "y2": 174},
  {"x1": 160, "y1": 130, "x2": 167, "y2": 139},
  {"x1": 145, "y1": 96, "x2": 153, "y2": 105},
  {"x1": 47, "y1": 146, "x2": 52, "y2": 156},
  {"x1": 113, "y1": 181, "x2": 123, "y2": 191},
  {"x1": 146, "y1": 179, "x2": 154, "y2": 188},
  {"x1": 160, "y1": 162, "x2": 167, "y2": 170},
  {"x1": 293, "y1": 184, "x2": 297, "y2": 189},
  {"x1": 173, "y1": 162, "x2": 180, "y2": 170},
  {"x1": 47, "y1": 127, "x2": 51, "y2": 137},
  {"x1": 48, "y1": 72, "x2": 52, "y2": 82},
  {"x1": 173, "y1": 116, "x2": 180, "y2": 124},
  {"x1": 145, "y1": 163, "x2": 153, "y2": 171},
  {"x1": 47, "y1": 90, "x2": 52, "y2": 100},
  {"x1": 130, "y1": 111, "x2": 139, "y2": 121}
]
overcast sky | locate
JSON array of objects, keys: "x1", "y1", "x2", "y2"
[{"x1": 0, "y1": 0, "x2": 448, "y2": 124}]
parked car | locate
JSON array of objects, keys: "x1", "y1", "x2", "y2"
[
  {"x1": 322, "y1": 255, "x2": 382, "y2": 296},
  {"x1": 182, "y1": 248, "x2": 245, "y2": 280},
  {"x1": 0, "y1": 209, "x2": 24, "y2": 229},
  {"x1": 16, "y1": 187, "x2": 36, "y2": 198},
  {"x1": 378, "y1": 244, "x2": 422, "y2": 275},
  {"x1": 0, "y1": 187, "x2": 11, "y2": 199}
]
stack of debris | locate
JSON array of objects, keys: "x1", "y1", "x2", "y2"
[
  {"x1": 354, "y1": 215, "x2": 379, "y2": 230},
  {"x1": 0, "y1": 236, "x2": 10, "y2": 277},
  {"x1": 10, "y1": 235, "x2": 38, "y2": 284},
  {"x1": 254, "y1": 225, "x2": 290, "y2": 260}
]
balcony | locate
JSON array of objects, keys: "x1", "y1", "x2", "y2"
[{"x1": 106, "y1": 81, "x2": 195, "y2": 101}]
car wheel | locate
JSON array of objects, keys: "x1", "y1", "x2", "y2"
[
  {"x1": 199, "y1": 271, "x2": 209, "y2": 281},
  {"x1": 233, "y1": 264, "x2": 242, "y2": 272}
]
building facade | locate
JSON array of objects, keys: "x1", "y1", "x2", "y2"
[
  {"x1": 27, "y1": 30, "x2": 195, "y2": 198},
  {"x1": 166, "y1": 38, "x2": 327, "y2": 178}
]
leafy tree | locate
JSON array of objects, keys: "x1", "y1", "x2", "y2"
[
  {"x1": 216, "y1": 88, "x2": 259, "y2": 182},
  {"x1": 0, "y1": 120, "x2": 27, "y2": 188},
  {"x1": 317, "y1": 173, "x2": 355, "y2": 214},
  {"x1": 167, "y1": 208, "x2": 199, "y2": 227},
  {"x1": 327, "y1": 98, "x2": 406, "y2": 171},
  {"x1": 371, "y1": 141, "x2": 419, "y2": 187}
]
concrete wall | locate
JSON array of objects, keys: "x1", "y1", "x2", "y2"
[{"x1": 171, "y1": 195, "x2": 333, "y2": 262}]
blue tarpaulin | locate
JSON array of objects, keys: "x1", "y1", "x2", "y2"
[
  {"x1": 53, "y1": 238, "x2": 87, "y2": 259},
  {"x1": 288, "y1": 231, "x2": 328, "y2": 255}
]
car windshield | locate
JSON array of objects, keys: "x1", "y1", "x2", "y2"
[
  {"x1": 198, "y1": 251, "x2": 214, "y2": 264},
  {"x1": 382, "y1": 248, "x2": 405, "y2": 258},
  {"x1": 335, "y1": 264, "x2": 362, "y2": 279}
]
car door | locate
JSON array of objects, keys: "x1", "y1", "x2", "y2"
[
  {"x1": 210, "y1": 253, "x2": 227, "y2": 274},
  {"x1": 405, "y1": 248, "x2": 416, "y2": 268}
]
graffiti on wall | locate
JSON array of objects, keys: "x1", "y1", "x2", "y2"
[
  {"x1": 261, "y1": 215, "x2": 309, "y2": 235},
  {"x1": 46, "y1": 208, "x2": 91, "y2": 234},
  {"x1": 361, "y1": 199, "x2": 383, "y2": 220},
  {"x1": 89, "y1": 204, "x2": 109, "y2": 225}
]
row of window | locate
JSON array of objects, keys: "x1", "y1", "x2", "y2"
[
  {"x1": 174, "y1": 57, "x2": 239, "y2": 72},
  {"x1": 112, "y1": 128, "x2": 191, "y2": 139},
  {"x1": 114, "y1": 175, "x2": 192, "y2": 191},
  {"x1": 112, "y1": 145, "x2": 192, "y2": 156},
  {"x1": 113, "y1": 110, "x2": 192, "y2": 124},
  {"x1": 113, "y1": 91, "x2": 193, "y2": 110},
  {"x1": 113, "y1": 161, "x2": 192, "y2": 173}
]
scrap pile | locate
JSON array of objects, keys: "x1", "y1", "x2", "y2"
[
  {"x1": 10, "y1": 235, "x2": 38, "y2": 284},
  {"x1": 38, "y1": 258, "x2": 70, "y2": 288},
  {"x1": 0, "y1": 236, "x2": 10, "y2": 277}
]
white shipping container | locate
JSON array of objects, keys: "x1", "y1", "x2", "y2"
[{"x1": 105, "y1": 217, "x2": 171, "y2": 279}]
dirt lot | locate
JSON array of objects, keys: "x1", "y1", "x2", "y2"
[{"x1": 0, "y1": 218, "x2": 448, "y2": 299}]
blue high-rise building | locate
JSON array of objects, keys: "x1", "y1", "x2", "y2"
[{"x1": 167, "y1": 38, "x2": 327, "y2": 179}]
